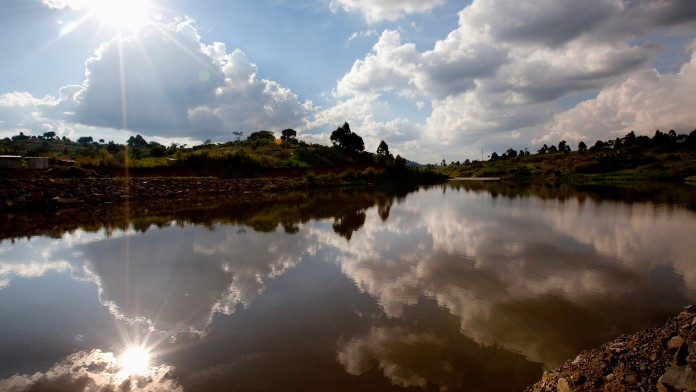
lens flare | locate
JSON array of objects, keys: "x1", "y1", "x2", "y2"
[
  {"x1": 118, "y1": 346, "x2": 151, "y2": 377},
  {"x1": 88, "y1": 0, "x2": 152, "y2": 31}
]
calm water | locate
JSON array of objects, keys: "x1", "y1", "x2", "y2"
[{"x1": 1, "y1": 182, "x2": 696, "y2": 391}]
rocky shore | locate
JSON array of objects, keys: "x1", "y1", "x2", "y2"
[
  {"x1": 527, "y1": 305, "x2": 696, "y2": 392},
  {"x1": 1, "y1": 177, "x2": 305, "y2": 211}
]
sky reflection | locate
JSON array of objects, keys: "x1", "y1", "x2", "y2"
[{"x1": 1, "y1": 184, "x2": 696, "y2": 390}]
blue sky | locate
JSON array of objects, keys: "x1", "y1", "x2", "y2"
[{"x1": 1, "y1": 0, "x2": 695, "y2": 163}]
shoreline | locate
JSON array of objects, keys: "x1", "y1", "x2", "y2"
[
  {"x1": 1, "y1": 177, "x2": 314, "y2": 211},
  {"x1": 527, "y1": 305, "x2": 696, "y2": 391}
]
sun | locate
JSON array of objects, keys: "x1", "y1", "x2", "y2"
[
  {"x1": 88, "y1": 0, "x2": 152, "y2": 31},
  {"x1": 118, "y1": 346, "x2": 152, "y2": 377}
]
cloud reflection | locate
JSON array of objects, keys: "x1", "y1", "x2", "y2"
[
  {"x1": 0, "y1": 349, "x2": 181, "y2": 392},
  {"x1": 329, "y1": 185, "x2": 696, "y2": 367}
]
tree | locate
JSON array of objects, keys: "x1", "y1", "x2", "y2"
[
  {"x1": 12, "y1": 132, "x2": 30, "y2": 141},
  {"x1": 590, "y1": 140, "x2": 606, "y2": 153},
  {"x1": 330, "y1": 122, "x2": 364, "y2": 153},
  {"x1": 77, "y1": 136, "x2": 93, "y2": 145},
  {"x1": 376, "y1": 140, "x2": 393, "y2": 164},
  {"x1": 281, "y1": 129, "x2": 297, "y2": 142},
  {"x1": 127, "y1": 134, "x2": 148, "y2": 147},
  {"x1": 376, "y1": 140, "x2": 391, "y2": 157},
  {"x1": 558, "y1": 140, "x2": 570, "y2": 153},
  {"x1": 247, "y1": 130, "x2": 275, "y2": 143},
  {"x1": 394, "y1": 154, "x2": 406, "y2": 167},
  {"x1": 43, "y1": 131, "x2": 56, "y2": 140},
  {"x1": 505, "y1": 148, "x2": 518, "y2": 158},
  {"x1": 537, "y1": 144, "x2": 548, "y2": 154},
  {"x1": 578, "y1": 141, "x2": 587, "y2": 153},
  {"x1": 232, "y1": 131, "x2": 244, "y2": 142},
  {"x1": 623, "y1": 131, "x2": 636, "y2": 147},
  {"x1": 490, "y1": 152, "x2": 499, "y2": 161}
]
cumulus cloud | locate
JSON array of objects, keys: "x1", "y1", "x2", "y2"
[
  {"x1": 337, "y1": 327, "x2": 462, "y2": 389},
  {"x1": 323, "y1": 0, "x2": 696, "y2": 161},
  {"x1": 330, "y1": 0, "x2": 445, "y2": 23},
  {"x1": 69, "y1": 20, "x2": 313, "y2": 139},
  {"x1": 325, "y1": 185, "x2": 696, "y2": 366},
  {"x1": 545, "y1": 48, "x2": 696, "y2": 145},
  {"x1": 0, "y1": 349, "x2": 182, "y2": 392},
  {"x1": 0, "y1": 18, "x2": 312, "y2": 142}
]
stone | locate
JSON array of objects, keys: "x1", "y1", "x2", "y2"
[
  {"x1": 670, "y1": 336, "x2": 686, "y2": 351},
  {"x1": 557, "y1": 377, "x2": 574, "y2": 392},
  {"x1": 657, "y1": 366, "x2": 696, "y2": 392}
]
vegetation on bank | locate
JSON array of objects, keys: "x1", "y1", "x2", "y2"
[
  {"x1": 4, "y1": 124, "x2": 696, "y2": 185},
  {"x1": 0, "y1": 123, "x2": 445, "y2": 186},
  {"x1": 437, "y1": 129, "x2": 696, "y2": 184}
]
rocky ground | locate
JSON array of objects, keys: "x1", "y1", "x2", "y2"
[
  {"x1": 1, "y1": 177, "x2": 306, "y2": 211},
  {"x1": 527, "y1": 305, "x2": 696, "y2": 392}
]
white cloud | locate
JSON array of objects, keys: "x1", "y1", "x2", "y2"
[
  {"x1": 337, "y1": 327, "x2": 462, "y2": 389},
  {"x1": 322, "y1": 0, "x2": 696, "y2": 162},
  {"x1": 1, "y1": 18, "x2": 312, "y2": 142},
  {"x1": 330, "y1": 0, "x2": 445, "y2": 23},
  {"x1": 545, "y1": 48, "x2": 696, "y2": 145},
  {"x1": 0, "y1": 349, "x2": 182, "y2": 392}
]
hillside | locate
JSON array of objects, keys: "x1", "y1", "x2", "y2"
[
  {"x1": 0, "y1": 126, "x2": 446, "y2": 187},
  {"x1": 438, "y1": 129, "x2": 696, "y2": 184}
]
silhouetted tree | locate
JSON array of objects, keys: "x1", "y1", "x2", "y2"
[
  {"x1": 623, "y1": 131, "x2": 636, "y2": 147},
  {"x1": 376, "y1": 140, "x2": 391, "y2": 157},
  {"x1": 330, "y1": 122, "x2": 364, "y2": 153},
  {"x1": 578, "y1": 141, "x2": 587, "y2": 153},
  {"x1": 43, "y1": 131, "x2": 56, "y2": 140},
  {"x1": 11, "y1": 132, "x2": 30, "y2": 141},
  {"x1": 558, "y1": 140, "x2": 570, "y2": 153},
  {"x1": 77, "y1": 136, "x2": 93, "y2": 145},
  {"x1": 281, "y1": 129, "x2": 297, "y2": 142},
  {"x1": 590, "y1": 140, "x2": 606, "y2": 153},
  {"x1": 247, "y1": 130, "x2": 275, "y2": 143},
  {"x1": 232, "y1": 131, "x2": 244, "y2": 142},
  {"x1": 127, "y1": 134, "x2": 148, "y2": 147}
]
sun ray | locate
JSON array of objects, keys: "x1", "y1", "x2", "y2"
[{"x1": 87, "y1": 0, "x2": 153, "y2": 32}]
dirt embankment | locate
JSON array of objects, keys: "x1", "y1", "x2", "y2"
[
  {"x1": 527, "y1": 305, "x2": 696, "y2": 392},
  {"x1": 1, "y1": 177, "x2": 305, "y2": 211}
]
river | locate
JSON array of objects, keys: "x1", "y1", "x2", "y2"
[{"x1": 1, "y1": 181, "x2": 695, "y2": 391}]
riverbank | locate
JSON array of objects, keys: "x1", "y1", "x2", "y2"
[
  {"x1": 1, "y1": 177, "x2": 310, "y2": 211},
  {"x1": 527, "y1": 305, "x2": 696, "y2": 391}
]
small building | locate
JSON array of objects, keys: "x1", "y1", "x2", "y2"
[
  {"x1": 27, "y1": 157, "x2": 51, "y2": 170},
  {"x1": 0, "y1": 155, "x2": 22, "y2": 169}
]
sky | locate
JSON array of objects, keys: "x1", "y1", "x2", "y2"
[{"x1": 0, "y1": 0, "x2": 695, "y2": 163}]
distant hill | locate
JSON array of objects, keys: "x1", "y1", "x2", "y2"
[{"x1": 437, "y1": 129, "x2": 696, "y2": 184}]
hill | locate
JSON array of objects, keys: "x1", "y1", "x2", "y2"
[
  {"x1": 0, "y1": 126, "x2": 446, "y2": 187},
  {"x1": 438, "y1": 129, "x2": 696, "y2": 184}
]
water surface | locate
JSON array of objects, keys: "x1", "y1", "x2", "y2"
[{"x1": 1, "y1": 182, "x2": 696, "y2": 391}]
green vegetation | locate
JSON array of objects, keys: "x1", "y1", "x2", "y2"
[
  {"x1": 0, "y1": 123, "x2": 445, "y2": 186},
  {"x1": 438, "y1": 129, "x2": 696, "y2": 184}
]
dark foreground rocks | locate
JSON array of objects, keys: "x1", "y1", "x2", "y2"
[{"x1": 527, "y1": 305, "x2": 696, "y2": 392}]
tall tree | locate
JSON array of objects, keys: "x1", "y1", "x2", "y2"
[
  {"x1": 330, "y1": 122, "x2": 364, "y2": 153},
  {"x1": 281, "y1": 129, "x2": 297, "y2": 142},
  {"x1": 376, "y1": 140, "x2": 390, "y2": 156}
]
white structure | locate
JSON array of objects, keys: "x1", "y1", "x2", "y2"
[{"x1": 27, "y1": 157, "x2": 50, "y2": 169}]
